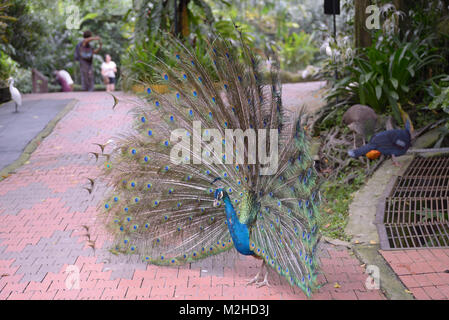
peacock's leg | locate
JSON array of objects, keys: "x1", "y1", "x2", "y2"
[
  {"x1": 246, "y1": 260, "x2": 270, "y2": 288},
  {"x1": 255, "y1": 265, "x2": 270, "y2": 288},
  {"x1": 256, "y1": 274, "x2": 270, "y2": 288},
  {"x1": 246, "y1": 265, "x2": 262, "y2": 286}
]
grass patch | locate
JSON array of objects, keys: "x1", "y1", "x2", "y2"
[{"x1": 320, "y1": 166, "x2": 367, "y2": 241}]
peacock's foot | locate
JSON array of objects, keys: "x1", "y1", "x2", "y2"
[
  {"x1": 255, "y1": 278, "x2": 270, "y2": 288},
  {"x1": 247, "y1": 272, "x2": 270, "y2": 288},
  {"x1": 245, "y1": 272, "x2": 261, "y2": 286}
]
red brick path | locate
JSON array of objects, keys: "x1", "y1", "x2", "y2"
[
  {"x1": 0, "y1": 91, "x2": 384, "y2": 300},
  {"x1": 380, "y1": 249, "x2": 449, "y2": 300}
]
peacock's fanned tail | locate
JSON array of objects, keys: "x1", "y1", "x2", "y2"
[
  {"x1": 97, "y1": 29, "x2": 323, "y2": 296},
  {"x1": 249, "y1": 117, "x2": 323, "y2": 296}
]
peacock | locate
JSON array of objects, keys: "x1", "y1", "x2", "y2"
[{"x1": 95, "y1": 30, "x2": 323, "y2": 297}]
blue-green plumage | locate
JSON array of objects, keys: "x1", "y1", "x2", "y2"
[{"x1": 215, "y1": 189, "x2": 253, "y2": 256}]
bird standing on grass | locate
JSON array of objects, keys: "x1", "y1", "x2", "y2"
[
  {"x1": 8, "y1": 78, "x2": 21, "y2": 113},
  {"x1": 96, "y1": 31, "x2": 323, "y2": 297}
]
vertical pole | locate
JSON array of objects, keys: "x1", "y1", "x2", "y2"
[
  {"x1": 174, "y1": 0, "x2": 179, "y2": 36},
  {"x1": 332, "y1": 1, "x2": 338, "y2": 104},
  {"x1": 333, "y1": 14, "x2": 336, "y2": 39},
  {"x1": 333, "y1": 0, "x2": 337, "y2": 79}
]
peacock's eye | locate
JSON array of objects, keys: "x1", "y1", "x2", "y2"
[{"x1": 218, "y1": 191, "x2": 223, "y2": 200}]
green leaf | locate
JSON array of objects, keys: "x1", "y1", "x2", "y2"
[
  {"x1": 390, "y1": 90, "x2": 399, "y2": 100},
  {"x1": 365, "y1": 72, "x2": 374, "y2": 83},
  {"x1": 390, "y1": 78, "x2": 398, "y2": 90},
  {"x1": 80, "y1": 12, "x2": 99, "y2": 24},
  {"x1": 375, "y1": 85, "x2": 382, "y2": 100}
]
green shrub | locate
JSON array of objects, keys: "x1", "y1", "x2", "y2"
[
  {"x1": 12, "y1": 67, "x2": 31, "y2": 93},
  {"x1": 326, "y1": 30, "x2": 441, "y2": 123},
  {"x1": 0, "y1": 51, "x2": 14, "y2": 87},
  {"x1": 428, "y1": 75, "x2": 449, "y2": 128},
  {"x1": 121, "y1": 34, "x2": 164, "y2": 91},
  {"x1": 278, "y1": 31, "x2": 319, "y2": 72}
]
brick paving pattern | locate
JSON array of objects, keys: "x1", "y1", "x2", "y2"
[
  {"x1": 0, "y1": 91, "x2": 384, "y2": 300},
  {"x1": 380, "y1": 249, "x2": 449, "y2": 300}
]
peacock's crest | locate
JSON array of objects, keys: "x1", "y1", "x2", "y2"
[{"x1": 96, "y1": 29, "x2": 323, "y2": 296}]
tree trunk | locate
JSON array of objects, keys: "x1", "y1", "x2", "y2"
[
  {"x1": 175, "y1": 0, "x2": 190, "y2": 38},
  {"x1": 354, "y1": 0, "x2": 372, "y2": 48},
  {"x1": 392, "y1": 0, "x2": 405, "y2": 12}
]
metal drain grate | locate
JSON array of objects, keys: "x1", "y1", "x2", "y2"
[{"x1": 376, "y1": 156, "x2": 449, "y2": 250}]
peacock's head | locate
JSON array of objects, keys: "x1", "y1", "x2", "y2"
[{"x1": 213, "y1": 188, "x2": 227, "y2": 207}]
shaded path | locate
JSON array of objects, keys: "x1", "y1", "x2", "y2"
[
  {"x1": 0, "y1": 86, "x2": 383, "y2": 300},
  {"x1": 0, "y1": 98, "x2": 74, "y2": 172}
]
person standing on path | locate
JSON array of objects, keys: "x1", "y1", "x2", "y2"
[
  {"x1": 75, "y1": 30, "x2": 102, "y2": 91},
  {"x1": 101, "y1": 54, "x2": 117, "y2": 92}
]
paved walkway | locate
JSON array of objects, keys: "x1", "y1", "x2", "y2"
[
  {"x1": 380, "y1": 249, "x2": 449, "y2": 299},
  {"x1": 346, "y1": 152, "x2": 449, "y2": 300},
  {"x1": 0, "y1": 98, "x2": 74, "y2": 172},
  {"x1": 0, "y1": 88, "x2": 384, "y2": 300}
]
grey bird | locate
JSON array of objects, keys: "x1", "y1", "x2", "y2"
[{"x1": 342, "y1": 104, "x2": 378, "y2": 147}]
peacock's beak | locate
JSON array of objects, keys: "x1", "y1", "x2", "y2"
[{"x1": 213, "y1": 199, "x2": 219, "y2": 207}]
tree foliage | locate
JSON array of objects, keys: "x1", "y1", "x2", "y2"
[{"x1": 1, "y1": 0, "x2": 132, "y2": 89}]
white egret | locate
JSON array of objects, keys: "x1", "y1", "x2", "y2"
[{"x1": 8, "y1": 77, "x2": 22, "y2": 113}]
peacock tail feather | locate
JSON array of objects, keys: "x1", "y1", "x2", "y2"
[{"x1": 96, "y1": 29, "x2": 323, "y2": 296}]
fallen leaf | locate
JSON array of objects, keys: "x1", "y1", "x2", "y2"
[
  {"x1": 323, "y1": 223, "x2": 331, "y2": 229},
  {"x1": 354, "y1": 240, "x2": 360, "y2": 244},
  {"x1": 405, "y1": 290, "x2": 412, "y2": 294},
  {"x1": 334, "y1": 282, "x2": 341, "y2": 288},
  {"x1": 369, "y1": 240, "x2": 377, "y2": 244}
]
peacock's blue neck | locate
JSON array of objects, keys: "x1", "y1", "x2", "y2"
[
  {"x1": 223, "y1": 196, "x2": 238, "y2": 222},
  {"x1": 222, "y1": 195, "x2": 253, "y2": 256}
]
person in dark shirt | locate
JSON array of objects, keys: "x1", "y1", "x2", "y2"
[{"x1": 74, "y1": 30, "x2": 102, "y2": 91}]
